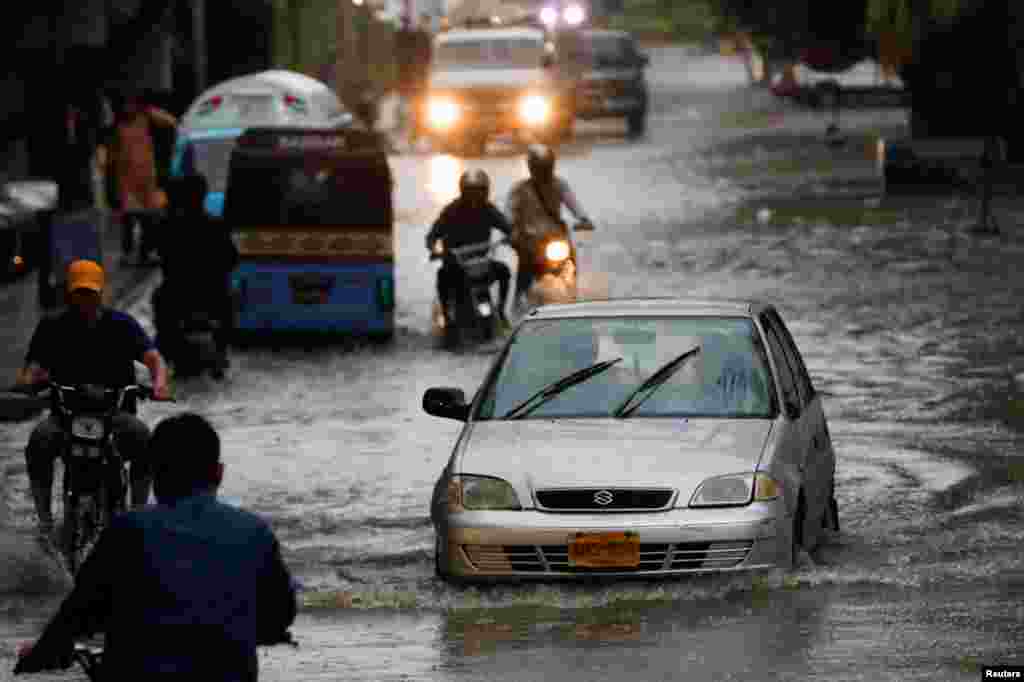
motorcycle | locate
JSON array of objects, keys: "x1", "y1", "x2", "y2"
[
  {"x1": 517, "y1": 220, "x2": 594, "y2": 310},
  {"x1": 152, "y1": 283, "x2": 227, "y2": 380},
  {"x1": 14, "y1": 633, "x2": 298, "y2": 679},
  {"x1": 429, "y1": 238, "x2": 507, "y2": 349},
  {"x1": 21, "y1": 382, "x2": 156, "y2": 575}
]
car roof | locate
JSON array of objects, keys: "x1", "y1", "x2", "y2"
[
  {"x1": 437, "y1": 27, "x2": 545, "y2": 43},
  {"x1": 527, "y1": 298, "x2": 772, "y2": 319}
]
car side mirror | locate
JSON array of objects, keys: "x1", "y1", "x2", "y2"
[{"x1": 423, "y1": 387, "x2": 469, "y2": 421}]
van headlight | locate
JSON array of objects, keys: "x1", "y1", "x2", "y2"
[
  {"x1": 428, "y1": 97, "x2": 460, "y2": 130},
  {"x1": 519, "y1": 95, "x2": 550, "y2": 126},
  {"x1": 449, "y1": 475, "x2": 522, "y2": 511},
  {"x1": 689, "y1": 473, "x2": 780, "y2": 507}
]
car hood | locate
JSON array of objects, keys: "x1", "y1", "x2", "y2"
[
  {"x1": 429, "y1": 68, "x2": 548, "y2": 91},
  {"x1": 458, "y1": 418, "x2": 772, "y2": 500},
  {"x1": 582, "y1": 67, "x2": 641, "y2": 81}
]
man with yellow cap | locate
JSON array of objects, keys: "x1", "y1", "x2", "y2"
[{"x1": 16, "y1": 259, "x2": 171, "y2": 550}]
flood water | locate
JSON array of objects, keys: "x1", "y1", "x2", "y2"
[{"x1": 0, "y1": 48, "x2": 1021, "y2": 681}]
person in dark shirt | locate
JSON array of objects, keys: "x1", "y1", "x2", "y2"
[
  {"x1": 16, "y1": 260, "x2": 171, "y2": 549},
  {"x1": 425, "y1": 169, "x2": 512, "y2": 328},
  {"x1": 154, "y1": 173, "x2": 239, "y2": 377},
  {"x1": 15, "y1": 412, "x2": 297, "y2": 681}
]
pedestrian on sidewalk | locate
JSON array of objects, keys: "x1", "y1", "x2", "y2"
[{"x1": 106, "y1": 92, "x2": 177, "y2": 265}]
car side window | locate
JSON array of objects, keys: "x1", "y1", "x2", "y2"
[
  {"x1": 767, "y1": 310, "x2": 815, "y2": 403},
  {"x1": 759, "y1": 315, "x2": 801, "y2": 414}
]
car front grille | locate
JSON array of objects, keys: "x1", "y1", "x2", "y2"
[
  {"x1": 535, "y1": 488, "x2": 675, "y2": 511},
  {"x1": 458, "y1": 88, "x2": 519, "y2": 115},
  {"x1": 461, "y1": 541, "x2": 753, "y2": 574}
]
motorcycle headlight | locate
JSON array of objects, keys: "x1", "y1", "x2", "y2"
[
  {"x1": 688, "y1": 473, "x2": 780, "y2": 507},
  {"x1": 71, "y1": 416, "x2": 104, "y2": 440},
  {"x1": 428, "y1": 97, "x2": 460, "y2": 130},
  {"x1": 519, "y1": 95, "x2": 550, "y2": 126},
  {"x1": 545, "y1": 239, "x2": 570, "y2": 263},
  {"x1": 451, "y1": 475, "x2": 522, "y2": 511}
]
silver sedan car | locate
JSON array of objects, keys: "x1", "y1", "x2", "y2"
[{"x1": 425, "y1": 299, "x2": 838, "y2": 581}]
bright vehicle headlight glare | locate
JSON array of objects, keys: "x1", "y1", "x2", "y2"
[
  {"x1": 477, "y1": 302, "x2": 492, "y2": 317},
  {"x1": 520, "y1": 95, "x2": 550, "y2": 125},
  {"x1": 433, "y1": 239, "x2": 445, "y2": 256},
  {"x1": 539, "y1": 6, "x2": 558, "y2": 26},
  {"x1": 564, "y1": 4, "x2": 585, "y2": 25},
  {"x1": 545, "y1": 239, "x2": 570, "y2": 262},
  {"x1": 689, "y1": 473, "x2": 779, "y2": 507},
  {"x1": 428, "y1": 98, "x2": 460, "y2": 129},
  {"x1": 457, "y1": 475, "x2": 521, "y2": 511}
]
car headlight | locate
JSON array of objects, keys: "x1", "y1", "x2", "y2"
[
  {"x1": 449, "y1": 475, "x2": 522, "y2": 511},
  {"x1": 688, "y1": 473, "x2": 780, "y2": 507},
  {"x1": 428, "y1": 97, "x2": 460, "y2": 130},
  {"x1": 563, "y1": 3, "x2": 585, "y2": 26},
  {"x1": 519, "y1": 95, "x2": 550, "y2": 126},
  {"x1": 545, "y1": 239, "x2": 570, "y2": 263}
]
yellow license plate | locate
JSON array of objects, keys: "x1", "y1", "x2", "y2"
[{"x1": 568, "y1": 532, "x2": 640, "y2": 568}]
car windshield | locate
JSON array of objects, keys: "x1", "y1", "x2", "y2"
[
  {"x1": 434, "y1": 38, "x2": 546, "y2": 69},
  {"x1": 581, "y1": 35, "x2": 635, "y2": 65},
  {"x1": 476, "y1": 317, "x2": 778, "y2": 420}
]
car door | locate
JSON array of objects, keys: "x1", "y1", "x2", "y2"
[
  {"x1": 767, "y1": 309, "x2": 835, "y2": 517},
  {"x1": 762, "y1": 309, "x2": 830, "y2": 547},
  {"x1": 758, "y1": 312, "x2": 813, "y2": 524}
]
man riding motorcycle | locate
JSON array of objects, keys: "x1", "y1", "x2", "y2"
[
  {"x1": 16, "y1": 259, "x2": 171, "y2": 551},
  {"x1": 505, "y1": 144, "x2": 595, "y2": 310},
  {"x1": 14, "y1": 412, "x2": 297, "y2": 681},
  {"x1": 425, "y1": 169, "x2": 513, "y2": 329},
  {"x1": 154, "y1": 173, "x2": 239, "y2": 379}
]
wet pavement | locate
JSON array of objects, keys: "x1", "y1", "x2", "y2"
[{"x1": 1, "y1": 47, "x2": 1023, "y2": 680}]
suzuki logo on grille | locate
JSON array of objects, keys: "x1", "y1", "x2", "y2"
[{"x1": 593, "y1": 490, "x2": 614, "y2": 506}]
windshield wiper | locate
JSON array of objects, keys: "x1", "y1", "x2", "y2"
[
  {"x1": 612, "y1": 346, "x2": 701, "y2": 418},
  {"x1": 502, "y1": 358, "x2": 623, "y2": 420}
]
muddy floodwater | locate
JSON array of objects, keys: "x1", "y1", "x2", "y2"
[{"x1": 0, "y1": 48, "x2": 1022, "y2": 681}]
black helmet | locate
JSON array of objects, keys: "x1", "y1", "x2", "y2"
[
  {"x1": 526, "y1": 144, "x2": 555, "y2": 180},
  {"x1": 459, "y1": 168, "x2": 490, "y2": 197}
]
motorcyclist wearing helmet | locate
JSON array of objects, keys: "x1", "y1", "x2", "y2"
[
  {"x1": 505, "y1": 144, "x2": 594, "y2": 309},
  {"x1": 425, "y1": 169, "x2": 513, "y2": 328}
]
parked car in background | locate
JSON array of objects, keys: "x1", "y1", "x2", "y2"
[
  {"x1": 771, "y1": 59, "x2": 907, "y2": 108},
  {"x1": 425, "y1": 298, "x2": 839, "y2": 582},
  {"x1": 569, "y1": 29, "x2": 649, "y2": 136},
  {"x1": 0, "y1": 180, "x2": 57, "y2": 280}
]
